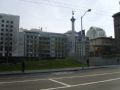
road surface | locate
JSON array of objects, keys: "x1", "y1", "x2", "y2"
[{"x1": 0, "y1": 65, "x2": 120, "y2": 90}]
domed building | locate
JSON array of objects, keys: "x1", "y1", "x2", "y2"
[{"x1": 87, "y1": 26, "x2": 106, "y2": 40}]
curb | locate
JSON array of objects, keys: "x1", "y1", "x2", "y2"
[{"x1": 0, "y1": 66, "x2": 110, "y2": 76}]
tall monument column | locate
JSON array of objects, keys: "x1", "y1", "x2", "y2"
[{"x1": 70, "y1": 11, "x2": 76, "y2": 55}]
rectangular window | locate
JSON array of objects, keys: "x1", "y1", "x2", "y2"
[
  {"x1": 6, "y1": 29, "x2": 8, "y2": 31},
  {"x1": 10, "y1": 34, "x2": 13, "y2": 36},
  {"x1": 1, "y1": 29, "x2": 4, "y2": 31},
  {"x1": 0, "y1": 42, "x2": 3, "y2": 44},
  {"x1": 0, "y1": 46, "x2": 3, "y2": 51},
  {"x1": 1, "y1": 37, "x2": 3, "y2": 40},
  {"x1": 6, "y1": 25, "x2": 9, "y2": 27},
  {"x1": 6, "y1": 21, "x2": 9, "y2": 23},
  {"x1": 1, "y1": 33, "x2": 3, "y2": 35},
  {"x1": 1, "y1": 24, "x2": 4, "y2": 27},
  {"x1": 11, "y1": 21, "x2": 13, "y2": 24},
  {"x1": 10, "y1": 29, "x2": 13, "y2": 32},
  {"x1": 10, "y1": 25, "x2": 13, "y2": 28},
  {"x1": 1, "y1": 20, "x2": 4, "y2": 23}
]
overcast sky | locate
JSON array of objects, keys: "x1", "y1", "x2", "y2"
[{"x1": 0, "y1": 0, "x2": 119, "y2": 37}]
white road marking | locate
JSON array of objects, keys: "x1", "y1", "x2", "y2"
[
  {"x1": 52, "y1": 71, "x2": 120, "y2": 80},
  {"x1": 52, "y1": 72, "x2": 73, "y2": 75},
  {"x1": 49, "y1": 79, "x2": 70, "y2": 87},
  {"x1": 0, "y1": 71, "x2": 120, "y2": 85},
  {"x1": 0, "y1": 78, "x2": 47, "y2": 85},
  {"x1": 41, "y1": 77, "x2": 120, "y2": 90}
]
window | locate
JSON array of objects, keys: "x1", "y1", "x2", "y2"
[
  {"x1": 5, "y1": 46, "x2": 8, "y2": 51},
  {"x1": 1, "y1": 29, "x2": 4, "y2": 31},
  {"x1": 10, "y1": 38, "x2": 12, "y2": 40},
  {"x1": 0, "y1": 46, "x2": 3, "y2": 51},
  {"x1": 11, "y1": 21, "x2": 13, "y2": 24},
  {"x1": 6, "y1": 21, "x2": 9, "y2": 23},
  {"x1": 0, "y1": 42, "x2": 3, "y2": 44},
  {"x1": 6, "y1": 25, "x2": 8, "y2": 27},
  {"x1": 10, "y1": 42, "x2": 12, "y2": 45},
  {"x1": 31, "y1": 36, "x2": 33, "y2": 39},
  {"x1": 5, "y1": 38, "x2": 8, "y2": 40},
  {"x1": 1, "y1": 33, "x2": 3, "y2": 35},
  {"x1": 9, "y1": 53, "x2": 12, "y2": 56},
  {"x1": 1, "y1": 37, "x2": 3, "y2": 40},
  {"x1": 1, "y1": 20, "x2": 4, "y2": 23},
  {"x1": 34, "y1": 36, "x2": 37, "y2": 39},
  {"x1": 10, "y1": 25, "x2": 13, "y2": 28},
  {"x1": 10, "y1": 29, "x2": 13, "y2": 32},
  {"x1": 1, "y1": 24, "x2": 4, "y2": 27},
  {"x1": 0, "y1": 53, "x2": 2, "y2": 56},
  {"x1": 27, "y1": 35, "x2": 29, "y2": 38},
  {"x1": 10, "y1": 34, "x2": 13, "y2": 36},
  {"x1": 9, "y1": 48, "x2": 12, "y2": 51},
  {"x1": 6, "y1": 29, "x2": 8, "y2": 31}
]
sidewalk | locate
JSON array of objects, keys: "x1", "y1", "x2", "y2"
[{"x1": 0, "y1": 65, "x2": 118, "y2": 76}]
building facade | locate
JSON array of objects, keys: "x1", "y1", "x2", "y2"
[
  {"x1": 65, "y1": 30, "x2": 89, "y2": 57},
  {"x1": 18, "y1": 29, "x2": 67, "y2": 58},
  {"x1": 87, "y1": 26, "x2": 106, "y2": 40},
  {"x1": 0, "y1": 13, "x2": 19, "y2": 56},
  {"x1": 113, "y1": 12, "x2": 120, "y2": 53},
  {"x1": 89, "y1": 37, "x2": 115, "y2": 56}
]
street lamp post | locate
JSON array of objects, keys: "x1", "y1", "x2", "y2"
[
  {"x1": 80, "y1": 9, "x2": 91, "y2": 63},
  {"x1": 81, "y1": 9, "x2": 91, "y2": 31}
]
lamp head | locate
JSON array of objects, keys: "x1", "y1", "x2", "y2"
[{"x1": 87, "y1": 9, "x2": 91, "y2": 12}]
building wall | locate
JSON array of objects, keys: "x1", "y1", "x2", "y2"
[
  {"x1": 113, "y1": 12, "x2": 120, "y2": 53},
  {"x1": 0, "y1": 13, "x2": 19, "y2": 56},
  {"x1": 24, "y1": 31, "x2": 39, "y2": 57},
  {"x1": 50, "y1": 33, "x2": 67, "y2": 58},
  {"x1": 89, "y1": 37, "x2": 115, "y2": 56},
  {"x1": 18, "y1": 30, "x2": 67, "y2": 58},
  {"x1": 39, "y1": 36, "x2": 50, "y2": 58},
  {"x1": 18, "y1": 32, "x2": 24, "y2": 56}
]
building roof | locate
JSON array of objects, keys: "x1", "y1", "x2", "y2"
[
  {"x1": 112, "y1": 12, "x2": 120, "y2": 17},
  {"x1": 0, "y1": 13, "x2": 19, "y2": 17},
  {"x1": 90, "y1": 37, "x2": 115, "y2": 41}
]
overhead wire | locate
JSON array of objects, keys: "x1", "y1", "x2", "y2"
[{"x1": 20, "y1": 0, "x2": 114, "y2": 20}]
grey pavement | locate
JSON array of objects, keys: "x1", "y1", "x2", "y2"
[{"x1": 0, "y1": 65, "x2": 120, "y2": 90}]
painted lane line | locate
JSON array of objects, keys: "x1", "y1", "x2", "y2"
[
  {"x1": 0, "y1": 78, "x2": 47, "y2": 85},
  {"x1": 49, "y1": 79, "x2": 70, "y2": 87},
  {"x1": 41, "y1": 77, "x2": 120, "y2": 90},
  {"x1": 52, "y1": 71, "x2": 120, "y2": 80},
  {"x1": 1, "y1": 71, "x2": 120, "y2": 85}
]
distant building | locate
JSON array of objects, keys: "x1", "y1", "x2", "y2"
[
  {"x1": 0, "y1": 13, "x2": 19, "y2": 56},
  {"x1": 87, "y1": 26, "x2": 106, "y2": 40},
  {"x1": 89, "y1": 37, "x2": 115, "y2": 56},
  {"x1": 18, "y1": 29, "x2": 67, "y2": 58},
  {"x1": 113, "y1": 12, "x2": 120, "y2": 53},
  {"x1": 65, "y1": 30, "x2": 89, "y2": 57}
]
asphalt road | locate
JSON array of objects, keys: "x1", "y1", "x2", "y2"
[{"x1": 1, "y1": 66, "x2": 120, "y2": 90}]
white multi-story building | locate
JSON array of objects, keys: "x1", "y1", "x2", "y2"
[
  {"x1": 18, "y1": 29, "x2": 67, "y2": 58},
  {"x1": 0, "y1": 13, "x2": 19, "y2": 56}
]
